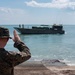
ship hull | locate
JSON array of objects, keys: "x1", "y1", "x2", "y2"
[{"x1": 14, "y1": 27, "x2": 65, "y2": 34}]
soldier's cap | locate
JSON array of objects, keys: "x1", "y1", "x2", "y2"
[{"x1": 0, "y1": 27, "x2": 11, "y2": 39}]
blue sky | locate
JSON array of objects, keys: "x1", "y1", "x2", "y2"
[{"x1": 0, "y1": 0, "x2": 75, "y2": 25}]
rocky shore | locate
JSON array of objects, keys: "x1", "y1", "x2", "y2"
[{"x1": 14, "y1": 60, "x2": 75, "y2": 75}]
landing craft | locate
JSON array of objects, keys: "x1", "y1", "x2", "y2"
[{"x1": 14, "y1": 24, "x2": 65, "y2": 34}]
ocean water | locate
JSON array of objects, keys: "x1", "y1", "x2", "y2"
[{"x1": 1, "y1": 25, "x2": 75, "y2": 65}]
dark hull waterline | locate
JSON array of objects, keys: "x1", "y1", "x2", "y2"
[{"x1": 14, "y1": 27, "x2": 65, "y2": 34}]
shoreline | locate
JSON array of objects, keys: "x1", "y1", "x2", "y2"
[{"x1": 14, "y1": 60, "x2": 75, "y2": 75}]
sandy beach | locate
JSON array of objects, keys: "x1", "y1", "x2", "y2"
[{"x1": 14, "y1": 60, "x2": 75, "y2": 75}]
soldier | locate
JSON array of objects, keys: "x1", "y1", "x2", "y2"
[{"x1": 0, "y1": 27, "x2": 31, "y2": 75}]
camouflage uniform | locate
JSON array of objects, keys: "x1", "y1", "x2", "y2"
[{"x1": 0, "y1": 41, "x2": 31, "y2": 75}]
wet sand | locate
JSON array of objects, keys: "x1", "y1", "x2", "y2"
[{"x1": 14, "y1": 60, "x2": 75, "y2": 75}]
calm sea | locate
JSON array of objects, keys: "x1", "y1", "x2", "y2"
[{"x1": 0, "y1": 25, "x2": 75, "y2": 65}]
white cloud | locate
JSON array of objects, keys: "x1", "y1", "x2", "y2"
[
  {"x1": 0, "y1": 7, "x2": 28, "y2": 24},
  {"x1": 0, "y1": 7, "x2": 25, "y2": 14},
  {"x1": 25, "y1": 0, "x2": 75, "y2": 10},
  {"x1": 52, "y1": 0, "x2": 69, "y2": 3}
]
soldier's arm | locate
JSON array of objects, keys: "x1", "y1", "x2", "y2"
[
  {"x1": 13, "y1": 41, "x2": 31, "y2": 66},
  {"x1": 4, "y1": 30, "x2": 31, "y2": 66},
  {"x1": 4, "y1": 41, "x2": 31, "y2": 66}
]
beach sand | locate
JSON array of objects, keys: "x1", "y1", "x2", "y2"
[{"x1": 14, "y1": 60, "x2": 75, "y2": 75}]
